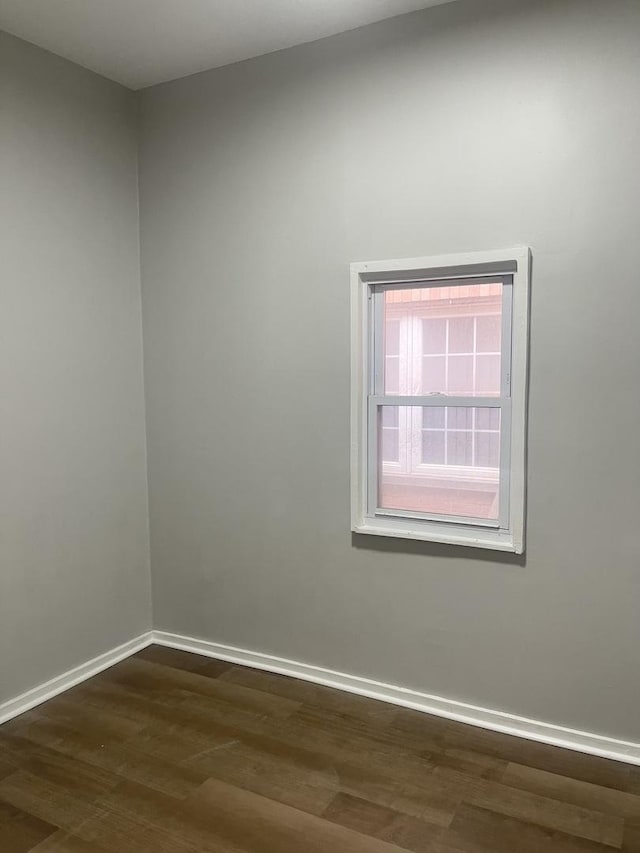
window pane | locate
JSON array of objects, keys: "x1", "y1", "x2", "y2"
[
  {"x1": 476, "y1": 431, "x2": 500, "y2": 468},
  {"x1": 476, "y1": 354, "x2": 501, "y2": 394},
  {"x1": 422, "y1": 430, "x2": 445, "y2": 464},
  {"x1": 477, "y1": 314, "x2": 501, "y2": 353},
  {"x1": 385, "y1": 319, "x2": 400, "y2": 356},
  {"x1": 448, "y1": 317, "x2": 473, "y2": 353},
  {"x1": 447, "y1": 431, "x2": 473, "y2": 466},
  {"x1": 476, "y1": 408, "x2": 500, "y2": 430},
  {"x1": 384, "y1": 283, "x2": 503, "y2": 396},
  {"x1": 447, "y1": 355, "x2": 473, "y2": 394},
  {"x1": 384, "y1": 317, "x2": 401, "y2": 393},
  {"x1": 381, "y1": 429, "x2": 399, "y2": 462},
  {"x1": 385, "y1": 357, "x2": 400, "y2": 394},
  {"x1": 378, "y1": 406, "x2": 500, "y2": 521},
  {"x1": 447, "y1": 407, "x2": 473, "y2": 430},
  {"x1": 423, "y1": 407, "x2": 445, "y2": 429},
  {"x1": 381, "y1": 406, "x2": 399, "y2": 427},
  {"x1": 422, "y1": 318, "x2": 446, "y2": 354},
  {"x1": 421, "y1": 356, "x2": 446, "y2": 393}
]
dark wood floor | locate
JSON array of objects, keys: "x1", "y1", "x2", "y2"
[{"x1": 0, "y1": 646, "x2": 639, "y2": 852}]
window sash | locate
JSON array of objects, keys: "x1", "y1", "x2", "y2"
[
  {"x1": 371, "y1": 278, "x2": 513, "y2": 398},
  {"x1": 367, "y1": 397, "x2": 511, "y2": 529},
  {"x1": 367, "y1": 276, "x2": 513, "y2": 531}
]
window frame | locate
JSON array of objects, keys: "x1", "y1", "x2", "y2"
[{"x1": 350, "y1": 248, "x2": 530, "y2": 553}]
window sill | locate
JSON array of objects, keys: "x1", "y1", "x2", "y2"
[{"x1": 352, "y1": 517, "x2": 521, "y2": 553}]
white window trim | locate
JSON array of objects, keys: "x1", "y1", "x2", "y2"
[{"x1": 350, "y1": 247, "x2": 530, "y2": 554}]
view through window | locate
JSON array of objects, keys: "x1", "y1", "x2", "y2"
[{"x1": 378, "y1": 282, "x2": 505, "y2": 521}]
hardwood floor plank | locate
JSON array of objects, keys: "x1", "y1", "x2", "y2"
[
  {"x1": 61, "y1": 679, "x2": 181, "y2": 729},
  {"x1": 180, "y1": 713, "x2": 456, "y2": 820},
  {"x1": 73, "y1": 807, "x2": 205, "y2": 853},
  {"x1": 622, "y1": 818, "x2": 640, "y2": 852},
  {"x1": 442, "y1": 803, "x2": 621, "y2": 853},
  {"x1": 0, "y1": 798, "x2": 22, "y2": 824},
  {"x1": 0, "y1": 734, "x2": 118, "y2": 802},
  {"x1": 0, "y1": 772, "x2": 103, "y2": 835},
  {"x1": 428, "y1": 747, "x2": 507, "y2": 780},
  {"x1": 59, "y1": 678, "x2": 263, "y2": 756},
  {"x1": 0, "y1": 803, "x2": 56, "y2": 853},
  {"x1": 501, "y1": 762, "x2": 640, "y2": 820},
  {"x1": 2, "y1": 714, "x2": 207, "y2": 800},
  {"x1": 628, "y1": 771, "x2": 640, "y2": 796},
  {"x1": 181, "y1": 718, "x2": 460, "y2": 826},
  {"x1": 386, "y1": 707, "x2": 454, "y2": 747},
  {"x1": 457, "y1": 772, "x2": 624, "y2": 847},
  {"x1": 185, "y1": 776, "x2": 426, "y2": 852},
  {"x1": 438, "y1": 726, "x2": 633, "y2": 791},
  {"x1": 0, "y1": 755, "x2": 17, "y2": 783},
  {"x1": 29, "y1": 830, "x2": 112, "y2": 852},
  {"x1": 20, "y1": 695, "x2": 145, "y2": 743},
  {"x1": 132, "y1": 722, "x2": 239, "y2": 764},
  {"x1": 257, "y1": 706, "x2": 440, "y2": 789},
  {"x1": 183, "y1": 736, "x2": 337, "y2": 815},
  {"x1": 101, "y1": 658, "x2": 300, "y2": 719},
  {"x1": 333, "y1": 761, "x2": 463, "y2": 827},
  {"x1": 293, "y1": 703, "x2": 446, "y2": 758},
  {"x1": 1, "y1": 712, "x2": 213, "y2": 808},
  {"x1": 219, "y1": 667, "x2": 397, "y2": 723},
  {"x1": 93, "y1": 778, "x2": 246, "y2": 852},
  {"x1": 1, "y1": 711, "x2": 124, "y2": 756},
  {"x1": 323, "y1": 791, "x2": 445, "y2": 852},
  {"x1": 44, "y1": 736, "x2": 208, "y2": 800},
  {"x1": 133, "y1": 646, "x2": 231, "y2": 678}
]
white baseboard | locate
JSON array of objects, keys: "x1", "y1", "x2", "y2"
[
  {"x1": 153, "y1": 629, "x2": 640, "y2": 767},
  {"x1": 0, "y1": 631, "x2": 153, "y2": 725},
  {"x1": 2, "y1": 627, "x2": 639, "y2": 767}
]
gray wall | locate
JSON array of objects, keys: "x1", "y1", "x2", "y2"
[
  {"x1": 137, "y1": 0, "x2": 640, "y2": 742},
  {"x1": 0, "y1": 32, "x2": 151, "y2": 702}
]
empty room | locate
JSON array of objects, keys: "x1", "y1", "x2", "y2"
[{"x1": 1, "y1": 0, "x2": 639, "y2": 850}]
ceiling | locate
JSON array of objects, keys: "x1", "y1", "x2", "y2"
[{"x1": 0, "y1": 0, "x2": 458, "y2": 90}]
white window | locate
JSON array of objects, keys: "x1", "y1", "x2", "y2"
[{"x1": 351, "y1": 248, "x2": 530, "y2": 553}]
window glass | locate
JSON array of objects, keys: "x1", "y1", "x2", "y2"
[
  {"x1": 476, "y1": 354, "x2": 501, "y2": 394},
  {"x1": 384, "y1": 319, "x2": 400, "y2": 394},
  {"x1": 379, "y1": 406, "x2": 501, "y2": 520},
  {"x1": 447, "y1": 355, "x2": 473, "y2": 394},
  {"x1": 380, "y1": 405, "x2": 400, "y2": 463},
  {"x1": 383, "y1": 283, "x2": 503, "y2": 396},
  {"x1": 422, "y1": 430, "x2": 445, "y2": 465},
  {"x1": 422, "y1": 318, "x2": 446, "y2": 354},
  {"x1": 448, "y1": 317, "x2": 474, "y2": 353},
  {"x1": 476, "y1": 314, "x2": 501, "y2": 353}
]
